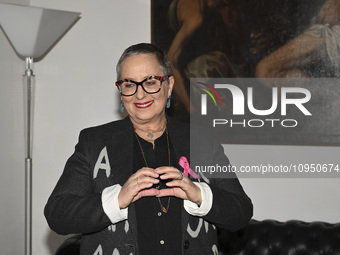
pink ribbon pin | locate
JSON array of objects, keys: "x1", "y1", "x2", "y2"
[{"x1": 179, "y1": 156, "x2": 200, "y2": 179}]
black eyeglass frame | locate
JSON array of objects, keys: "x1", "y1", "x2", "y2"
[{"x1": 115, "y1": 75, "x2": 170, "y2": 96}]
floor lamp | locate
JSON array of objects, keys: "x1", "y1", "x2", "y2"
[{"x1": 0, "y1": 3, "x2": 80, "y2": 255}]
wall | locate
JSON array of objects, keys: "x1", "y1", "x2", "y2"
[
  {"x1": 0, "y1": 0, "x2": 339, "y2": 255},
  {"x1": 225, "y1": 144, "x2": 340, "y2": 222}
]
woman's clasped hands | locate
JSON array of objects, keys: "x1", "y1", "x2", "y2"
[{"x1": 118, "y1": 166, "x2": 202, "y2": 209}]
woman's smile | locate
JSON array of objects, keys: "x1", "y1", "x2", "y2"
[{"x1": 134, "y1": 100, "x2": 154, "y2": 109}]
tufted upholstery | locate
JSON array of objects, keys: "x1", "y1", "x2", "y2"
[
  {"x1": 218, "y1": 219, "x2": 340, "y2": 255},
  {"x1": 56, "y1": 235, "x2": 81, "y2": 255},
  {"x1": 55, "y1": 219, "x2": 340, "y2": 255}
]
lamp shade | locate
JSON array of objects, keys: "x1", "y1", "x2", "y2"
[{"x1": 0, "y1": 3, "x2": 80, "y2": 58}]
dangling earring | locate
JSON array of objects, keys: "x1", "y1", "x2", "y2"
[
  {"x1": 166, "y1": 95, "x2": 171, "y2": 109},
  {"x1": 120, "y1": 99, "x2": 124, "y2": 113}
]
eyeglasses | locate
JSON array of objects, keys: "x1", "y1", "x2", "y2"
[{"x1": 115, "y1": 75, "x2": 169, "y2": 96}]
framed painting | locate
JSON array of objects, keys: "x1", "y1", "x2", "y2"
[{"x1": 152, "y1": 0, "x2": 340, "y2": 145}]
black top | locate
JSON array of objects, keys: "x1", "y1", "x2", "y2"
[{"x1": 133, "y1": 131, "x2": 182, "y2": 255}]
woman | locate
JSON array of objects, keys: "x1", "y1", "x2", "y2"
[{"x1": 44, "y1": 43, "x2": 253, "y2": 255}]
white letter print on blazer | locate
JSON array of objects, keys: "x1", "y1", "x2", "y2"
[{"x1": 93, "y1": 147, "x2": 111, "y2": 179}]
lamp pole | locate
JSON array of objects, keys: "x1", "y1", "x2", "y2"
[{"x1": 24, "y1": 57, "x2": 34, "y2": 255}]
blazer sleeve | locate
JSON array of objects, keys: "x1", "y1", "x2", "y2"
[
  {"x1": 194, "y1": 137, "x2": 253, "y2": 231},
  {"x1": 44, "y1": 130, "x2": 112, "y2": 235}
]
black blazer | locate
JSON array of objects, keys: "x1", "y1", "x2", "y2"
[{"x1": 45, "y1": 116, "x2": 253, "y2": 255}]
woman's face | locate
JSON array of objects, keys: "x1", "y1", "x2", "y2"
[{"x1": 120, "y1": 53, "x2": 174, "y2": 125}]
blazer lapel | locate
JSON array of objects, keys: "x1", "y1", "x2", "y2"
[
  {"x1": 106, "y1": 117, "x2": 140, "y2": 250},
  {"x1": 105, "y1": 116, "x2": 134, "y2": 185},
  {"x1": 167, "y1": 117, "x2": 190, "y2": 161},
  {"x1": 167, "y1": 117, "x2": 193, "y2": 242}
]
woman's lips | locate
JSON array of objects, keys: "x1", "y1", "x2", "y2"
[{"x1": 134, "y1": 100, "x2": 154, "y2": 109}]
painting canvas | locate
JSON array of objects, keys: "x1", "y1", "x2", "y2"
[{"x1": 152, "y1": 0, "x2": 340, "y2": 145}]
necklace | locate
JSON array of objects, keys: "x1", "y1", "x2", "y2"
[
  {"x1": 134, "y1": 127, "x2": 171, "y2": 213},
  {"x1": 134, "y1": 125, "x2": 166, "y2": 140}
]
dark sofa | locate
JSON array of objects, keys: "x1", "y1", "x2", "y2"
[
  {"x1": 56, "y1": 219, "x2": 340, "y2": 255},
  {"x1": 218, "y1": 219, "x2": 340, "y2": 255}
]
